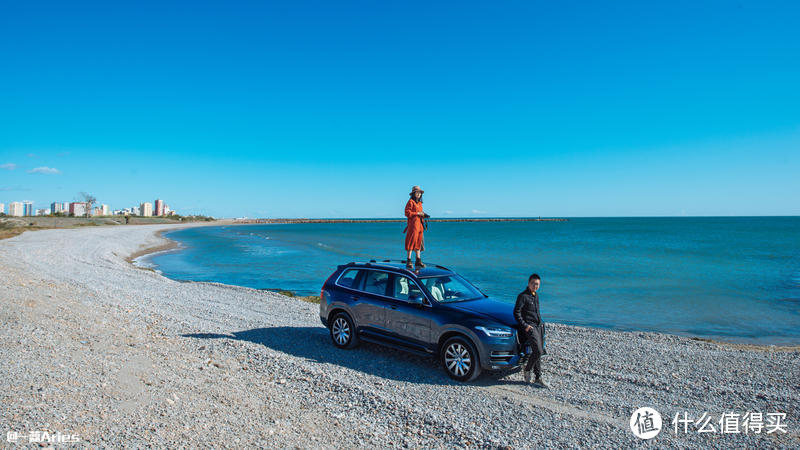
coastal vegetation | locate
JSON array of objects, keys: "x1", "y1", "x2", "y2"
[
  {"x1": 275, "y1": 289, "x2": 321, "y2": 304},
  {"x1": 0, "y1": 220, "x2": 51, "y2": 240}
]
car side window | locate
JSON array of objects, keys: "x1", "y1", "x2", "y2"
[
  {"x1": 361, "y1": 270, "x2": 389, "y2": 296},
  {"x1": 337, "y1": 269, "x2": 361, "y2": 289},
  {"x1": 422, "y1": 277, "x2": 446, "y2": 301},
  {"x1": 390, "y1": 275, "x2": 424, "y2": 302}
]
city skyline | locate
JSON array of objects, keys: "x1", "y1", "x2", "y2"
[
  {"x1": 1, "y1": 1, "x2": 799, "y2": 218},
  {"x1": 0, "y1": 196, "x2": 174, "y2": 218}
]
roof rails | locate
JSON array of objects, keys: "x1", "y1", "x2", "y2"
[{"x1": 346, "y1": 259, "x2": 453, "y2": 273}]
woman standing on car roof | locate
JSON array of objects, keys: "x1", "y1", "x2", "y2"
[{"x1": 404, "y1": 185, "x2": 428, "y2": 269}]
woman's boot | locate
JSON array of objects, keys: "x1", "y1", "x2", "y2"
[
  {"x1": 415, "y1": 258, "x2": 426, "y2": 268},
  {"x1": 405, "y1": 258, "x2": 412, "y2": 268}
]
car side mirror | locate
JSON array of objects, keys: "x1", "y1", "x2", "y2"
[{"x1": 409, "y1": 295, "x2": 424, "y2": 306}]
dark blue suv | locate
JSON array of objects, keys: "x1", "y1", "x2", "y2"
[{"x1": 319, "y1": 261, "x2": 526, "y2": 381}]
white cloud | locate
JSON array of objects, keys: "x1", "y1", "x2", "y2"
[
  {"x1": 472, "y1": 209, "x2": 487, "y2": 214},
  {"x1": 28, "y1": 166, "x2": 61, "y2": 175},
  {"x1": 27, "y1": 153, "x2": 38, "y2": 158},
  {"x1": 442, "y1": 210, "x2": 454, "y2": 215},
  {"x1": 0, "y1": 163, "x2": 16, "y2": 170}
]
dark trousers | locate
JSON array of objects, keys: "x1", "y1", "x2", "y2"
[
  {"x1": 525, "y1": 348, "x2": 542, "y2": 376},
  {"x1": 523, "y1": 331, "x2": 542, "y2": 377}
]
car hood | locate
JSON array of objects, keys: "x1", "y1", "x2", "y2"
[{"x1": 445, "y1": 297, "x2": 517, "y2": 327}]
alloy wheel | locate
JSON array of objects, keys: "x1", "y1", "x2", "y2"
[
  {"x1": 332, "y1": 317, "x2": 350, "y2": 346},
  {"x1": 444, "y1": 342, "x2": 471, "y2": 377}
]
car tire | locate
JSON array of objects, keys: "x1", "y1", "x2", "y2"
[
  {"x1": 440, "y1": 336, "x2": 481, "y2": 382},
  {"x1": 329, "y1": 312, "x2": 359, "y2": 349}
]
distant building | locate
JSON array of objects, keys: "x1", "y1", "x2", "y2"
[
  {"x1": 51, "y1": 202, "x2": 66, "y2": 214},
  {"x1": 23, "y1": 201, "x2": 34, "y2": 216},
  {"x1": 9, "y1": 202, "x2": 24, "y2": 217},
  {"x1": 100, "y1": 204, "x2": 109, "y2": 216},
  {"x1": 52, "y1": 202, "x2": 69, "y2": 214},
  {"x1": 140, "y1": 202, "x2": 153, "y2": 217},
  {"x1": 154, "y1": 199, "x2": 165, "y2": 216},
  {"x1": 69, "y1": 202, "x2": 87, "y2": 217},
  {"x1": 36, "y1": 208, "x2": 49, "y2": 216},
  {"x1": 0, "y1": 203, "x2": 4, "y2": 214}
]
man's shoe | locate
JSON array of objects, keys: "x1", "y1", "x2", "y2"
[
  {"x1": 534, "y1": 377, "x2": 548, "y2": 388},
  {"x1": 523, "y1": 370, "x2": 532, "y2": 383}
]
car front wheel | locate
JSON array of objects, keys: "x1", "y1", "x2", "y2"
[
  {"x1": 440, "y1": 336, "x2": 481, "y2": 382},
  {"x1": 330, "y1": 312, "x2": 359, "y2": 349}
]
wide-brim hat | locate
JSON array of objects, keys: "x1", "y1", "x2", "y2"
[{"x1": 410, "y1": 185, "x2": 424, "y2": 195}]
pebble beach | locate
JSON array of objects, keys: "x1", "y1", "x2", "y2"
[{"x1": 1, "y1": 223, "x2": 798, "y2": 448}]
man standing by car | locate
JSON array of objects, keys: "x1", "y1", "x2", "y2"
[{"x1": 514, "y1": 273, "x2": 547, "y2": 387}]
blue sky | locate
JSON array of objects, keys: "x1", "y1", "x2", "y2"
[{"x1": 1, "y1": 0, "x2": 798, "y2": 217}]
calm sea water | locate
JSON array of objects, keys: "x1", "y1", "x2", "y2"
[{"x1": 143, "y1": 217, "x2": 800, "y2": 345}]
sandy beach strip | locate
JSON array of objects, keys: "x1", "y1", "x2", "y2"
[{"x1": 1, "y1": 224, "x2": 798, "y2": 448}]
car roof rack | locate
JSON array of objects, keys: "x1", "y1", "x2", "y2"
[
  {"x1": 347, "y1": 260, "x2": 453, "y2": 274},
  {"x1": 356, "y1": 259, "x2": 453, "y2": 269}
]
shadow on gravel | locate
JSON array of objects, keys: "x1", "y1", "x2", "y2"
[{"x1": 182, "y1": 326, "x2": 516, "y2": 385}]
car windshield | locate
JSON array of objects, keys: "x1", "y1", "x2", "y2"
[{"x1": 419, "y1": 275, "x2": 483, "y2": 303}]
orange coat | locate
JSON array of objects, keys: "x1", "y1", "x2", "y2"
[{"x1": 404, "y1": 199, "x2": 424, "y2": 251}]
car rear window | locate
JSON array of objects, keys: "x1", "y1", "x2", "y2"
[
  {"x1": 362, "y1": 270, "x2": 389, "y2": 296},
  {"x1": 336, "y1": 269, "x2": 361, "y2": 288}
]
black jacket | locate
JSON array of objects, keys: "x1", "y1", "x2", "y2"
[
  {"x1": 514, "y1": 289, "x2": 546, "y2": 355},
  {"x1": 514, "y1": 289, "x2": 541, "y2": 329}
]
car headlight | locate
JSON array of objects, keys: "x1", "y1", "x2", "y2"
[{"x1": 475, "y1": 326, "x2": 513, "y2": 338}]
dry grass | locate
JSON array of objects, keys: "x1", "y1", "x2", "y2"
[
  {"x1": 0, "y1": 225, "x2": 60, "y2": 240},
  {"x1": 276, "y1": 290, "x2": 321, "y2": 304},
  {"x1": 0, "y1": 228, "x2": 29, "y2": 240}
]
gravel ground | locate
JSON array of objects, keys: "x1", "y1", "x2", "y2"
[{"x1": 1, "y1": 224, "x2": 798, "y2": 448}]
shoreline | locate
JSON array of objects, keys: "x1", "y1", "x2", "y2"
[
  {"x1": 233, "y1": 217, "x2": 569, "y2": 224},
  {"x1": 1, "y1": 224, "x2": 798, "y2": 447},
  {"x1": 132, "y1": 223, "x2": 800, "y2": 352},
  {"x1": 126, "y1": 229, "x2": 181, "y2": 264}
]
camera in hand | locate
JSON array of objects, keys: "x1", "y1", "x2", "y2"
[{"x1": 423, "y1": 213, "x2": 431, "y2": 219}]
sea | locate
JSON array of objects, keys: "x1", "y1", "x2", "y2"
[{"x1": 140, "y1": 217, "x2": 800, "y2": 345}]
